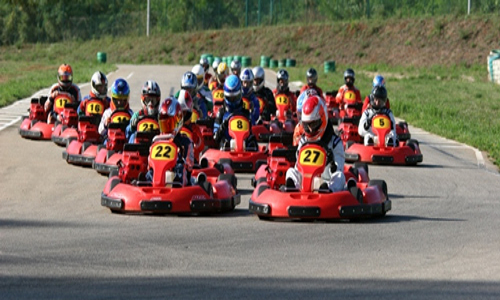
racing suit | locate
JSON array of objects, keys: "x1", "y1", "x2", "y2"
[{"x1": 358, "y1": 107, "x2": 398, "y2": 146}]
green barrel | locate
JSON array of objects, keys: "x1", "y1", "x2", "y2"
[
  {"x1": 286, "y1": 58, "x2": 296, "y2": 67},
  {"x1": 260, "y1": 55, "x2": 270, "y2": 68},
  {"x1": 241, "y1": 56, "x2": 252, "y2": 67},
  {"x1": 278, "y1": 59, "x2": 286, "y2": 68},
  {"x1": 206, "y1": 54, "x2": 214, "y2": 65},
  {"x1": 270, "y1": 59, "x2": 279, "y2": 68},
  {"x1": 226, "y1": 56, "x2": 233, "y2": 65},
  {"x1": 97, "y1": 52, "x2": 107, "y2": 63},
  {"x1": 324, "y1": 60, "x2": 336, "y2": 73}
]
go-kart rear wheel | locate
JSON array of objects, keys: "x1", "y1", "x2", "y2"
[
  {"x1": 109, "y1": 169, "x2": 119, "y2": 178},
  {"x1": 406, "y1": 139, "x2": 419, "y2": 152},
  {"x1": 82, "y1": 142, "x2": 92, "y2": 153},
  {"x1": 106, "y1": 150, "x2": 115, "y2": 160},
  {"x1": 345, "y1": 140, "x2": 354, "y2": 150},
  {"x1": 353, "y1": 162, "x2": 369, "y2": 177},
  {"x1": 218, "y1": 174, "x2": 237, "y2": 189},
  {"x1": 66, "y1": 137, "x2": 77, "y2": 148},
  {"x1": 368, "y1": 179, "x2": 388, "y2": 197}
]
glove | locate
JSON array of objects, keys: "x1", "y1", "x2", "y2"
[
  {"x1": 130, "y1": 116, "x2": 138, "y2": 130},
  {"x1": 364, "y1": 117, "x2": 372, "y2": 130},
  {"x1": 50, "y1": 90, "x2": 60, "y2": 100}
]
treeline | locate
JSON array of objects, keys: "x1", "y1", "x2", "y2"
[{"x1": 1, "y1": 0, "x2": 499, "y2": 46}]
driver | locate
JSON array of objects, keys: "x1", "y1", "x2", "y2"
[
  {"x1": 45, "y1": 64, "x2": 82, "y2": 123},
  {"x1": 127, "y1": 80, "x2": 161, "y2": 143},
  {"x1": 358, "y1": 86, "x2": 398, "y2": 147},
  {"x1": 286, "y1": 95, "x2": 345, "y2": 192}
]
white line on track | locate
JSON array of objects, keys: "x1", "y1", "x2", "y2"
[
  {"x1": 0, "y1": 116, "x2": 21, "y2": 131},
  {"x1": 126, "y1": 72, "x2": 134, "y2": 79}
]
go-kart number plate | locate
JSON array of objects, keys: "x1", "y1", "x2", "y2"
[
  {"x1": 276, "y1": 95, "x2": 289, "y2": 105},
  {"x1": 138, "y1": 120, "x2": 159, "y2": 132},
  {"x1": 242, "y1": 98, "x2": 251, "y2": 110},
  {"x1": 151, "y1": 143, "x2": 176, "y2": 161},
  {"x1": 86, "y1": 101, "x2": 104, "y2": 115},
  {"x1": 344, "y1": 91, "x2": 356, "y2": 102},
  {"x1": 213, "y1": 90, "x2": 224, "y2": 102},
  {"x1": 229, "y1": 117, "x2": 249, "y2": 132},
  {"x1": 299, "y1": 148, "x2": 326, "y2": 166},
  {"x1": 55, "y1": 97, "x2": 71, "y2": 110},
  {"x1": 373, "y1": 115, "x2": 391, "y2": 129},
  {"x1": 111, "y1": 114, "x2": 131, "y2": 124}
]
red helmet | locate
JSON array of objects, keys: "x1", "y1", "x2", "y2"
[
  {"x1": 301, "y1": 95, "x2": 327, "y2": 142},
  {"x1": 158, "y1": 97, "x2": 183, "y2": 135},
  {"x1": 57, "y1": 64, "x2": 73, "y2": 89}
]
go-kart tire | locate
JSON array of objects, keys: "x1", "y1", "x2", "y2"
[
  {"x1": 405, "y1": 139, "x2": 419, "y2": 152},
  {"x1": 200, "y1": 157, "x2": 209, "y2": 169},
  {"x1": 255, "y1": 160, "x2": 266, "y2": 172},
  {"x1": 213, "y1": 162, "x2": 225, "y2": 174},
  {"x1": 66, "y1": 137, "x2": 77, "y2": 148},
  {"x1": 109, "y1": 177, "x2": 121, "y2": 192},
  {"x1": 398, "y1": 121, "x2": 408, "y2": 129},
  {"x1": 201, "y1": 181, "x2": 213, "y2": 198},
  {"x1": 61, "y1": 125, "x2": 68, "y2": 132},
  {"x1": 257, "y1": 184, "x2": 269, "y2": 197},
  {"x1": 349, "y1": 185, "x2": 363, "y2": 204},
  {"x1": 218, "y1": 158, "x2": 233, "y2": 168},
  {"x1": 345, "y1": 140, "x2": 354, "y2": 150},
  {"x1": 97, "y1": 144, "x2": 106, "y2": 152},
  {"x1": 82, "y1": 141, "x2": 92, "y2": 153},
  {"x1": 368, "y1": 179, "x2": 388, "y2": 197},
  {"x1": 218, "y1": 174, "x2": 237, "y2": 189},
  {"x1": 106, "y1": 150, "x2": 115, "y2": 160},
  {"x1": 353, "y1": 162, "x2": 369, "y2": 176},
  {"x1": 109, "y1": 169, "x2": 119, "y2": 179}
]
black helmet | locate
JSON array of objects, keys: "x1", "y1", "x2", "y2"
[
  {"x1": 277, "y1": 69, "x2": 289, "y2": 93},
  {"x1": 306, "y1": 68, "x2": 318, "y2": 85},
  {"x1": 343, "y1": 68, "x2": 355, "y2": 87},
  {"x1": 370, "y1": 86, "x2": 387, "y2": 110}
]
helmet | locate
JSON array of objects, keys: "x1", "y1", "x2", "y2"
[
  {"x1": 212, "y1": 58, "x2": 221, "y2": 72},
  {"x1": 252, "y1": 66, "x2": 265, "y2": 92},
  {"x1": 372, "y1": 74, "x2": 385, "y2": 88},
  {"x1": 90, "y1": 71, "x2": 108, "y2": 99},
  {"x1": 306, "y1": 68, "x2": 318, "y2": 86},
  {"x1": 344, "y1": 68, "x2": 355, "y2": 87},
  {"x1": 239, "y1": 68, "x2": 254, "y2": 96},
  {"x1": 141, "y1": 80, "x2": 161, "y2": 115},
  {"x1": 277, "y1": 69, "x2": 289, "y2": 93},
  {"x1": 110, "y1": 78, "x2": 130, "y2": 111},
  {"x1": 57, "y1": 64, "x2": 73, "y2": 89},
  {"x1": 297, "y1": 88, "x2": 319, "y2": 114},
  {"x1": 370, "y1": 86, "x2": 387, "y2": 111},
  {"x1": 223, "y1": 74, "x2": 242, "y2": 110},
  {"x1": 216, "y1": 62, "x2": 229, "y2": 84},
  {"x1": 158, "y1": 97, "x2": 183, "y2": 135},
  {"x1": 230, "y1": 60, "x2": 241, "y2": 76},
  {"x1": 199, "y1": 57, "x2": 209, "y2": 72},
  {"x1": 177, "y1": 89, "x2": 194, "y2": 122},
  {"x1": 192, "y1": 64, "x2": 205, "y2": 91},
  {"x1": 301, "y1": 95, "x2": 327, "y2": 142},
  {"x1": 181, "y1": 71, "x2": 197, "y2": 97}
]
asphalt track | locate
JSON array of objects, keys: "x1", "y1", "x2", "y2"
[{"x1": 1, "y1": 65, "x2": 500, "y2": 299}]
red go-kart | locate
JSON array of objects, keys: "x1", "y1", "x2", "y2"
[
  {"x1": 201, "y1": 114, "x2": 268, "y2": 172},
  {"x1": 345, "y1": 114, "x2": 423, "y2": 165},
  {"x1": 51, "y1": 102, "x2": 79, "y2": 146},
  {"x1": 19, "y1": 96, "x2": 55, "y2": 140},
  {"x1": 249, "y1": 143, "x2": 391, "y2": 221},
  {"x1": 101, "y1": 136, "x2": 240, "y2": 214},
  {"x1": 62, "y1": 115, "x2": 102, "y2": 166},
  {"x1": 93, "y1": 110, "x2": 132, "y2": 175},
  {"x1": 324, "y1": 91, "x2": 340, "y2": 125}
]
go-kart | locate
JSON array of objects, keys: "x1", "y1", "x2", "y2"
[
  {"x1": 18, "y1": 95, "x2": 64, "y2": 140},
  {"x1": 336, "y1": 102, "x2": 363, "y2": 145},
  {"x1": 51, "y1": 102, "x2": 79, "y2": 146},
  {"x1": 249, "y1": 143, "x2": 391, "y2": 221},
  {"x1": 101, "y1": 136, "x2": 240, "y2": 214},
  {"x1": 200, "y1": 113, "x2": 268, "y2": 172},
  {"x1": 93, "y1": 110, "x2": 132, "y2": 175},
  {"x1": 345, "y1": 114, "x2": 423, "y2": 165},
  {"x1": 62, "y1": 115, "x2": 102, "y2": 166}
]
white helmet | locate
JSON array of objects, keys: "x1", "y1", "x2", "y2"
[
  {"x1": 252, "y1": 66, "x2": 265, "y2": 92},
  {"x1": 90, "y1": 71, "x2": 108, "y2": 99},
  {"x1": 192, "y1": 64, "x2": 205, "y2": 92},
  {"x1": 212, "y1": 58, "x2": 221, "y2": 72}
]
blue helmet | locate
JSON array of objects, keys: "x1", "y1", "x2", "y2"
[
  {"x1": 110, "y1": 78, "x2": 130, "y2": 110},
  {"x1": 372, "y1": 75, "x2": 385, "y2": 88},
  {"x1": 181, "y1": 71, "x2": 197, "y2": 97},
  {"x1": 240, "y1": 68, "x2": 254, "y2": 96},
  {"x1": 223, "y1": 74, "x2": 242, "y2": 110},
  {"x1": 297, "y1": 88, "x2": 318, "y2": 114}
]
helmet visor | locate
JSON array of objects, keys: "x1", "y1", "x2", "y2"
[
  {"x1": 59, "y1": 73, "x2": 73, "y2": 84},
  {"x1": 226, "y1": 95, "x2": 241, "y2": 103},
  {"x1": 112, "y1": 96, "x2": 128, "y2": 109},
  {"x1": 303, "y1": 119, "x2": 322, "y2": 135},
  {"x1": 143, "y1": 96, "x2": 159, "y2": 107},
  {"x1": 94, "y1": 83, "x2": 107, "y2": 95},
  {"x1": 253, "y1": 78, "x2": 264, "y2": 87}
]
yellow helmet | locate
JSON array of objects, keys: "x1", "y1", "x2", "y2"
[{"x1": 216, "y1": 62, "x2": 229, "y2": 82}]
